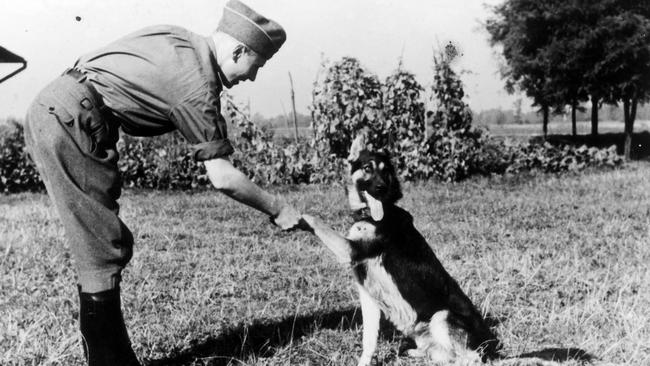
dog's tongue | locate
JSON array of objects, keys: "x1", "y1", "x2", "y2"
[{"x1": 363, "y1": 191, "x2": 384, "y2": 221}]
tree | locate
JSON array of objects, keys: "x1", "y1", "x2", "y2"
[
  {"x1": 485, "y1": 0, "x2": 564, "y2": 139},
  {"x1": 571, "y1": 0, "x2": 650, "y2": 140},
  {"x1": 486, "y1": 0, "x2": 650, "y2": 154},
  {"x1": 597, "y1": 1, "x2": 650, "y2": 160}
]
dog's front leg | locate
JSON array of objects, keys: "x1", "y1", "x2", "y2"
[
  {"x1": 300, "y1": 214, "x2": 353, "y2": 264},
  {"x1": 357, "y1": 284, "x2": 381, "y2": 366}
]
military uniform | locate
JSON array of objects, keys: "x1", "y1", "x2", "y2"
[
  {"x1": 25, "y1": 25, "x2": 234, "y2": 293},
  {"x1": 23, "y1": 1, "x2": 286, "y2": 364}
]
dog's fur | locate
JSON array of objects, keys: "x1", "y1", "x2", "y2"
[{"x1": 301, "y1": 146, "x2": 500, "y2": 366}]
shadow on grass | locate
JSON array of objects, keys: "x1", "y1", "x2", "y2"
[
  {"x1": 146, "y1": 308, "x2": 593, "y2": 365},
  {"x1": 511, "y1": 347, "x2": 596, "y2": 363},
  {"x1": 530, "y1": 131, "x2": 650, "y2": 160},
  {"x1": 146, "y1": 307, "x2": 365, "y2": 366}
]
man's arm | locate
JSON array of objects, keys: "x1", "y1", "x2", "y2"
[{"x1": 204, "y1": 158, "x2": 300, "y2": 229}]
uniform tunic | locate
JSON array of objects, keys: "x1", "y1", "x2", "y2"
[
  {"x1": 77, "y1": 24, "x2": 234, "y2": 160},
  {"x1": 24, "y1": 25, "x2": 232, "y2": 292}
]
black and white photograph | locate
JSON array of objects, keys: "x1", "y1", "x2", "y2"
[{"x1": 1, "y1": 0, "x2": 648, "y2": 365}]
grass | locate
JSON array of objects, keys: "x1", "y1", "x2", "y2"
[{"x1": 1, "y1": 164, "x2": 649, "y2": 365}]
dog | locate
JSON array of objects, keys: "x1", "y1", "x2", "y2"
[{"x1": 299, "y1": 135, "x2": 501, "y2": 366}]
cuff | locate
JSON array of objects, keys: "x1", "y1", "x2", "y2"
[{"x1": 191, "y1": 139, "x2": 235, "y2": 161}]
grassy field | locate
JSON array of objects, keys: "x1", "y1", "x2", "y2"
[
  {"x1": 482, "y1": 120, "x2": 650, "y2": 137},
  {"x1": 268, "y1": 120, "x2": 650, "y2": 140},
  {"x1": 1, "y1": 164, "x2": 649, "y2": 365}
]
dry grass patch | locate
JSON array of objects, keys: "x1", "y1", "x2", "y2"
[{"x1": 1, "y1": 164, "x2": 649, "y2": 365}]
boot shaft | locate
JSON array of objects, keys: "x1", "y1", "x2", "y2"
[{"x1": 78, "y1": 286, "x2": 140, "y2": 366}]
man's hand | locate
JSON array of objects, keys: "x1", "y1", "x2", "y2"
[{"x1": 271, "y1": 204, "x2": 302, "y2": 231}]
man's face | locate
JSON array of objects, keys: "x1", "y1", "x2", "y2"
[{"x1": 222, "y1": 46, "x2": 267, "y2": 88}]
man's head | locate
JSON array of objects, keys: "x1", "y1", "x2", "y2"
[{"x1": 214, "y1": 0, "x2": 286, "y2": 88}]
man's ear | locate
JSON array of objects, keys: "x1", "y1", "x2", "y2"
[{"x1": 232, "y1": 44, "x2": 246, "y2": 62}]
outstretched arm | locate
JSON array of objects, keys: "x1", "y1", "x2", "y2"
[
  {"x1": 300, "y1": 214, "x2": 353, "y2": 264},
  {"x1": 204, "y1": 158, "x2": 300, "y2": 230}
]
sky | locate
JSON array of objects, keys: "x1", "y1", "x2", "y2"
[{"x1": 0, "y1": 0, "x2": 526, "y2": 120}]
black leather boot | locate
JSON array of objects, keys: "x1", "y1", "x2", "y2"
[{"x1": 78, "y1": 286, "x2": 140, "y2": 366}]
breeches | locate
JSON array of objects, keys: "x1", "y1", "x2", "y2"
[{"x1": 24, "y1": 72, "x2": 133, "y2": 293}]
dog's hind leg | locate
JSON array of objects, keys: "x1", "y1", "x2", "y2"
[
  {"x1": 427, "y1": 310, "x2": 456, "y2": 364},
  {"x1": 357, "y1": 284, "x2": 381, "y2": 366}
]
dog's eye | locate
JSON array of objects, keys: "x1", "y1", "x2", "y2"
[{"x1": 363, "y1": 165, "x2": 373, "y2": 173}]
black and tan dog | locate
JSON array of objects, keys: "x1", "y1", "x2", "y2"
[{"x1": 300, "y1": 137, "x2": 501, "y2": 366}]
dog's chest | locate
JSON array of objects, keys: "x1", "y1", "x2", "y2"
[{"x1": 358, "y1": 257, "x2": 418, "y2": 334}]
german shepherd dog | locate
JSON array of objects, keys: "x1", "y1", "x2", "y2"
[{"x1": 300, "y1": 136, "x2": 501, "y2": 366}]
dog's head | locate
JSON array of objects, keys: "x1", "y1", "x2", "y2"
[{"x1": 347, "y1": 138, "x2": 402, "y2": 221}]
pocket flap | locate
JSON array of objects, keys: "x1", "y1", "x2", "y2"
[{"x1": 47, "y1": 105, "x2": 75, "y2": 126}]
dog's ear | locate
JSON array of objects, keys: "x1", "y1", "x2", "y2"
[{"x1": 347, "y1": 129, "x2": 369, "y2": 162}]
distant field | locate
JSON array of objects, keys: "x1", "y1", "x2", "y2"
[
  {"x1": 483, "y1": 120, "x2": 650, "y2": 137},
  {"x1": 268, "y1": 120, "x2": 650, "y2": 141},
  {"x1": 2, "y1": 163, "x2": 649, "y2": 365}
]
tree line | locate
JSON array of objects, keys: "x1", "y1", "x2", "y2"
[{"x1": 485, "y1": 0, "x2": 650, "y2": 160}]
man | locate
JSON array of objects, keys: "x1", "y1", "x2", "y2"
[{"x1": 23, "y1": 1, "x2": 300, "y2": 365}]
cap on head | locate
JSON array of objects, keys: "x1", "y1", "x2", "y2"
[{"x1": 217, "y1": 0, "x2": 286, "y2": 59}]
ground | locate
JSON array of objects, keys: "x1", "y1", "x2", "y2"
[{"x1": 1, "y1": 163, "x2": 649, "y2": 365}]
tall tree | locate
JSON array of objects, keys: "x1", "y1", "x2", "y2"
[
  {"x1": 597, "y1": 1, "x2": 650, "y2": 160},
  {"x1": 486, "y1": 0, "x2": 650, "y2": 155},
  {"x1": 485, "y1": 0, "x2": 564, "y2": 139}
]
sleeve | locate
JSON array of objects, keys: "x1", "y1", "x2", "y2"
[{"x1": 169, "y1": 85, "x2": 235, "y2": 161}]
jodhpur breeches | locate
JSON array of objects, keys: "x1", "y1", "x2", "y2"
[{"x1": 24, "y1": 71, "x2": 133, "y2": 293}]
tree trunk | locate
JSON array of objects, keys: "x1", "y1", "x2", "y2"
[
  {"x1": 542, "y1": 105, "x2": 549, "y2": 139},
  {"x1": 623, "y1": 98, "x2": 637, "y2": 161},
  {"x1": 571, "y1": 101, "x2": 577, "y2": 138},
  {"x1": 591, "y1": 94, "x2": 599, "y2": 136}
]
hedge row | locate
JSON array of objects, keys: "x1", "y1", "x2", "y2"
[{"x1": 0, "y1": 120, "x2": 623, "y2": 194}]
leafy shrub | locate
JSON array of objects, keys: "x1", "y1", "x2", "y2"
[
  {"x1": 310, "y1": 57, "x2": 384, "y2": 158},
  {"x1": 118, "y1": 133, "x2": 209, "y2": 190},
  {"x1": 0, "y1": 121, "x2": 43, "y2": 193},
  {"x1": 0, "y1": 51, "x2": 625, "y2": 194},
  {"x1": 473, "y1": 136, "x2": 622, "y2": 175}
]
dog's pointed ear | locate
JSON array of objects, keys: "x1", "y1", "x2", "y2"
[{"x1": 347, "y1": 129, "x2": 368, "y2": 162}]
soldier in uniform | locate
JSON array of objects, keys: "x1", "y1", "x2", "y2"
[{"x1": 23, "y1": 1, "x2": 299, "y2": 364}]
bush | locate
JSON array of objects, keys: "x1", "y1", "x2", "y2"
[
  {"x1": 0, "y1": 121, "x2": 43, "y2": 193},
  {"x1": 0, "y1": 52, "x2": 625, "y2": 194},
  {"x1": 118, "y1": 133, "x2": 210, "y2": 190}
]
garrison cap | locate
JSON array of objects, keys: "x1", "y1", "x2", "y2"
[{"x1": 217, "y1": 0, "x2": 286, "y2": 59}]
